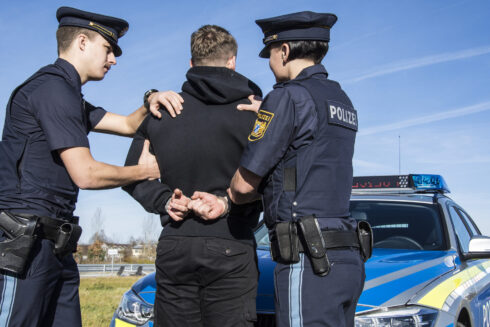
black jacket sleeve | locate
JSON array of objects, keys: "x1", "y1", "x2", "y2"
[{"x1": 122, "y1": 119, "x2": 172, "y2": 218}]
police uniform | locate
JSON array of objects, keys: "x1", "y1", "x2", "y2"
[
  {"x1": 240, "y1": 12, "x2": 366, "y2": 327},
  {"x1": 0, "y1": 7, "x2": 128, "y2": 327}
]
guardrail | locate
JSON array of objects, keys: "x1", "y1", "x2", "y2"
[{"x1": 78, "y1": 264, "x2": 155, "y2": 273}]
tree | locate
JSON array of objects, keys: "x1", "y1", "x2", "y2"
[{"x1": 142, "y1": 214, "x2": 159, "y2": 257}]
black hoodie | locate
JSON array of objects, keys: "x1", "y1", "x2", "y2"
[{"x1": 124, "y1": 66, "x2": 262, "y2": 243}]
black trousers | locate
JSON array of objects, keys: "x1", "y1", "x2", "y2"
[{"x1": 154, "y1": 236, "x2": 258, "y2": 327}]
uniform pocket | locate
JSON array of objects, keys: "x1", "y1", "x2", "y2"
[{"x1": 205, "y1": 239, "x2": 249, "y2": 257}]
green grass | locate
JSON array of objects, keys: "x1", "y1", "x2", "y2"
[{"x1": 80, "y1": 276, "x2": 141, "y2": 327}]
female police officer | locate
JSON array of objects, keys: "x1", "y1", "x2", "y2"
[{"x1": 191, "y1": 11, "x2": 366, "y2": 327}]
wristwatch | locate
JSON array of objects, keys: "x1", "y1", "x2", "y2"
[{"x1": 143, "y1": 89, "x2": 159, "y2": 110}]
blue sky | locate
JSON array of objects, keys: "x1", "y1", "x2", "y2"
[{"x1": 1, "y1": 1, "x2": 489, "y2": 243}]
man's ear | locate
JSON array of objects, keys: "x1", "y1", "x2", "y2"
[
  {"x1": 226, "y1": 56, "x2": 236, "y2": 71},
  {"x1": 189, "y1": 59, "x2": 194, "y2": 68},
  {"x1": 76, "y1": 33, "x2": 88, "y2": 52}
]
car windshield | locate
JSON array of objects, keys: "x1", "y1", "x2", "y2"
[{"x1": 254, "y1": 200, "x2": 446, "y2": 251}]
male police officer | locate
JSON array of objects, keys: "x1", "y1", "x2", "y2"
[
  {"x1": 193, "y1": 11, "x2": 369, "y2": 327},
  {"x1": 123, "y1": 25, "x2": 262, "y2": 327},
  {"x1": 0, "y1": 7, "x2": 182, "y2": 327}
]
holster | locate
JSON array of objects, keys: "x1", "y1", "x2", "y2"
[
  {"x1": 270, "y1": 221, "x2": 300, "y2": 264},
  {"x1": 357, "y1": 221, "x2": 373, "y2": 262},
  {"x1": 297, "y1": 216, "x2": 330, "y2": 276},
  {"x1": 53, "y1": 223, "x2": 82, "y2": 258},
  {"x1": 0, "y1": 211, "x2": 38, "y2": 275}
]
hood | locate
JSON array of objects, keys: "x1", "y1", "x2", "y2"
[
  {"x1": 356, "y1": 249, "x2": 457, "y2": 313},
  {"x1": 182, "y1": 66, "x2": 262, "y2": 105}
]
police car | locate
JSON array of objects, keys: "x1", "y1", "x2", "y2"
[{"x1": 110, "y1": 174, "x2": 490, "y2": 327}]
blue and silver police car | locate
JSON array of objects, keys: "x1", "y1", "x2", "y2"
[{"x1": 110, "y1": 174, "x2": 490, "y2": 327}]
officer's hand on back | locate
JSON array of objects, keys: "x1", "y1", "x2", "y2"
[
  {"x1": 138, "y1": 140, "x2": 160, "y2": 180},
  {"x1": 237, "y1": 95, "x2": 262, "y2": 114},
  {"x1": 147, "y1": 91, "x2": 184, "y2": 118}
]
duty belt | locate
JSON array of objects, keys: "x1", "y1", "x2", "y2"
[
  {"x1": 0, "y1": 211, "x2": 82, "y2": 275},
  {"x1": 298, "y1": 230, "x2": 359, "y2": 252}
]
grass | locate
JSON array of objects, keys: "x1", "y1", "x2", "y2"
[{"x1": 80, "y1": 276, "x2": 141, "y2": 327}]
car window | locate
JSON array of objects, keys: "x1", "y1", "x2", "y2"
[
  {"x1": 350, "y1": 201, "x2": 446, "y2": 251},
  {"x1": 254, "y1": 201, "x2": 447, "y2": 251},
  {"x1": 448, "y1": 206, "x2": 471, "y2": 253},
  {"x1": 456, "y1": 208, "x2": 480, "y2": 236}
]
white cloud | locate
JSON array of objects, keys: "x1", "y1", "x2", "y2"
[
  {"x1": 359, "y1": 101, "x2": 490, "y2": 136},
  {"x1": 344, "y1": 45, "x2": 490, "y2": 84}
]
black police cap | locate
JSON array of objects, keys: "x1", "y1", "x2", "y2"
[
  {"x1": 255, "y1": 11, "x2": 337, "y2": 58},
  {"x1": 56, "y1": 6, "x2": 129, "y2": 57}
]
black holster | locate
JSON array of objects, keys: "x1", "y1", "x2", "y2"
[
  {"x1": 357, "y1": 221, "x2": 373, "y2": 262},
  {"x1": 270, "y1": 221, "x2": 300, "y2": 264},
  {"x1": 297, "y1": 216, "x2": 330, "y2": 276},
  {"x1": 53, "y1": 223, "x2": 82, "y2": 258},
  {"x1": 0, "y1": 211, "x2": 38, "y2": 275}
]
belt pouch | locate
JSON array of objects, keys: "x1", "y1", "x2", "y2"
[
  {"x1": 271, "y1": 221, "x2": 299, "y2": 264},
  {"x1": 357, "y1": 221, "x2": 373, "y2": 262},
  {"x1": 54, "y1": 223, "x2": 82, "y2": 257},
  {"x1": 297, "y1": 216, "x2": 330, "y2": 276},
  {"x1": 0, "y1": 211, "x2": 38, "y2": 275}
]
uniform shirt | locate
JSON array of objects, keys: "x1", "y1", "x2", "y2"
[
  {"x1": 240, "y1": 66, "x2": 319, "y2": 177},
  {"x1": 241, "y1": 64, "x2": 357, "y2": 231},
  {"x1": 0, "y1": 58, "x2": 106, "y2": 218}
]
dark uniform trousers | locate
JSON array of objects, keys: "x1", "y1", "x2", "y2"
[
  {"x1": 154, "y1": 236, "x2": 258, "y2": 327},
  {"x1": 274, "y1": 249, "x2": 365, "y2": 327},
  {"x1": 0, "y1": 239, "x2": 81, "y2": 327}
]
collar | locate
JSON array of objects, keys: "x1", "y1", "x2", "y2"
[
  {"x1": 54, "y1": 58, "x2": 82, "y2": 93},
  {"x1": 294, "y1": 64, "x2": 328, "y2": 81},
  {"x1": 273, "y1": 64, "x2": 328, "y2": 89}
]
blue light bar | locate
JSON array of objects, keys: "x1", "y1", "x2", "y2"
[
  {"x1": 410, "y1": 174, "x2": 450, "y2": 193},
  {"x1": 352, "y1": 174, "x2": 450, "y2": 193}
]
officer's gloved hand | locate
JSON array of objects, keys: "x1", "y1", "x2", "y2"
[{"x1": 188, "y1": 192, "x2": 228, "y2": 220}]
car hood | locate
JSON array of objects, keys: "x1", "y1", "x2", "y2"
[{"x1": 255, "y1": 247, "x2": 458, "y2": 314}]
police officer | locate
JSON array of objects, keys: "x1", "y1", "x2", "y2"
[
  {"x1": 0, "y1": 7, "x2": 182, "y2": 327},
  {"x1": 194, "y1": 11, "x2": 368, "y2": 327}
]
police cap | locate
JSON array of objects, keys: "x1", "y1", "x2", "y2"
[
  {"x1": 255, "y1": 11, "x2": 337, "y2": 58},
  {"x1": 56, "y1": 6, "x2": 129, "y2": 57}
]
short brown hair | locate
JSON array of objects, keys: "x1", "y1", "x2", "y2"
[
  {"x1": 191, "y1": 25, "x2": 237, "y2": 66},
  {"x1": 56, "y1": 26, "x2": 98, "y2": 55}
]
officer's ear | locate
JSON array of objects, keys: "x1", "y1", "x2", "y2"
[
  {"x1": 190, "y1": 59, "x2": 194, "y2": 68},
  {"x1": 280, "y1": 43, "x2": 290, "y2": 64},
  {"x1": 75, "y1": 33, "x2": 89, "y2": 53}
]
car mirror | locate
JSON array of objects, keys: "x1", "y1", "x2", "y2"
[{"x1": 463, "y1": 236, "x2": 490, "y2": 260}]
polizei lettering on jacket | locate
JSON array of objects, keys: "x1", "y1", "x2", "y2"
[{"x1": 327, "y1": 100, "x2": 358, "y2": 131}]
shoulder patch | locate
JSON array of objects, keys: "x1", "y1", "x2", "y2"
[
  {"x1": 326, "y1": 100, "x2": 358, "y2": 131},
  {"x1": 248, "y1": 109, "x2": 275, "y2": 141}
]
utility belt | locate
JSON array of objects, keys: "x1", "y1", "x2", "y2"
[
  {"x1": 270, "y1": 215, "x2": 373, "y2": 276},
  {"x1": 0, "y1": 211, "x2": 82, "y2": 275}
]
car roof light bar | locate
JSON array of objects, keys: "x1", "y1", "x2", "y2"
[{"x1": 352, "y1": 174, "x2": 450, "y2": 194}]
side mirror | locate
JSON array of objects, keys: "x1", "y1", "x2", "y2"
[{"x1": 462, "y1": 236, "x2": 490, "y2": 260}]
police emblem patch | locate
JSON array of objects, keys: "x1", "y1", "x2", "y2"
[{"x1": 248, "y1": 109, "x2": 274, "y2": 141}]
